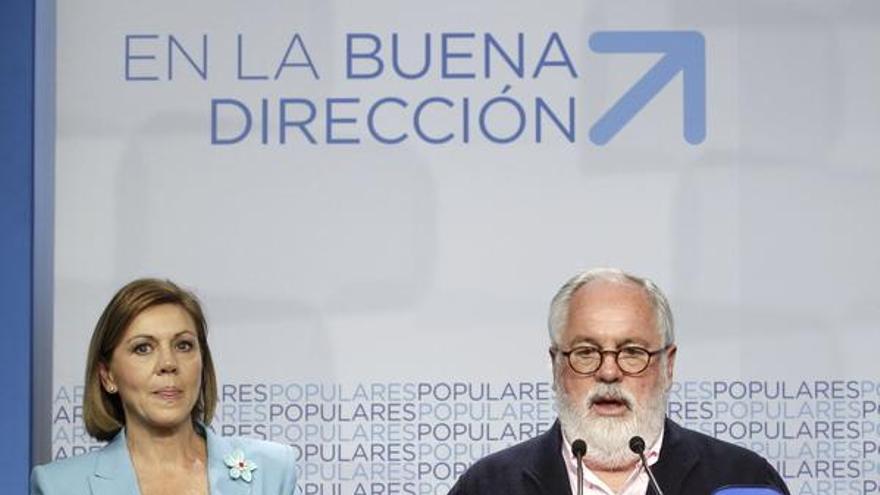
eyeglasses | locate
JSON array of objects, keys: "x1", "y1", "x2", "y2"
[{"x1": 554, "y1": 344, "x2": 672, "y2": 376}]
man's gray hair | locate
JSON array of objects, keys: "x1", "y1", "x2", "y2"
[{"x1": 547, "y1": 268, "x2": 675, "y2": 347}]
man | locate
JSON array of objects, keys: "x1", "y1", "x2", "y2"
[{"x1": 449, "y1": 268, "x2": 789, "y2": 495}]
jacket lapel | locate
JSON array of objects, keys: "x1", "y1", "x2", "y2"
[
  {"x1": 650, "y1": 418, "x2": 698, "y2": 495},
  {"x1": 205, "y1": 426, "x2": 252, "y2": 495},
  {"x1": 88, "y1": 429, "x2": 141, "y2": 495},
  {"x1": 522, "y1": 421, "x2": 574, "y2": 495},
  {"x1": 87, "y1": 424, "x2": 253, "y2": 495}
]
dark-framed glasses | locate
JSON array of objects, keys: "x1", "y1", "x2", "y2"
[{"x1": 555, "y1": 344, "x2": 672, "y2": 376}]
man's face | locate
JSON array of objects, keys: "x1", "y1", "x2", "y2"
[{"x1": 553, "y1": 280, "x2": 676, "y2": 468}]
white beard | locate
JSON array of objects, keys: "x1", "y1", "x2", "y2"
[{"x1": 555, "y1": 376, "x2": 668, "y2": 470}]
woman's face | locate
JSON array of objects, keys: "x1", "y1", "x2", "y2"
[{"x1": 100, "y1": 303, "x2": 203, "y2": 434}]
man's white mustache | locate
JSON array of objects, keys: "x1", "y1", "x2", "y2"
[{"x1": 584, "y1": 383, "x2": 635, "y2": 410}]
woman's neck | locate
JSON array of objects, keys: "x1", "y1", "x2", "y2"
[{"x1": 126, "y1": 421, "x2": 206, "y2": 466}]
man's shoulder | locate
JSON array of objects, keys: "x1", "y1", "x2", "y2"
[
  {"x1": 449, "y1": 431, "x2": 554, "y2": 495},
  {"x1": 660, "y1": 420, "x2": 789, "y2": 493},
  {"x1": 454, "y1": 422, "x2": 565, "y2": 491},
  {"x1": 467, "y1": 432, "x2": 549, "y2": 474},
  {"x1": 668, "y1": 420, "x2": 769, "y2": 465}
]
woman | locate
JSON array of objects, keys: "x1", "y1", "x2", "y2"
[{"x1": 31, "y1": 278, "x2": 298, "y2": 494}]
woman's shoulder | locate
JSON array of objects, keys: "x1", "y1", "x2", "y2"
[
  {"x1": 219, "y1": 434, "x2": 296, "y2": 468},
  {"x1": 33, "y1": 448, "x2": 102, "y2": 474},
  {"x1": 207, "y1": 430, "x2": 298, "y2": 494},
  {"x1": 30, "y1": 449, "x2": 102, "y2": 493}
]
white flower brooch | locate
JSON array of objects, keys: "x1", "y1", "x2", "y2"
[{"x1": 224, "y1": 449, "x2": 258, "y2": 483}]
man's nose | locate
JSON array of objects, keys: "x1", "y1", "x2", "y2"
[{"x1": 595, "y1": 351, "x2": 622, "y2": 382}]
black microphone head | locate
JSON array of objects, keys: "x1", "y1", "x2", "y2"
[
  {"x1": 629, "y1": 436, "x2": 646, "y2": 454},
  {"x1": 571, "y1": 439, "x2": 587, "y2": 458}
]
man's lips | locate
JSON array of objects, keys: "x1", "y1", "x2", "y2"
[{"x1": 589, "y1": 396, "x2": 630, "y2": 414}]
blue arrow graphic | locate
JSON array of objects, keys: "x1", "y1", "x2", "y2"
[{"x1": 588, "y1": 31, "x2": 705, "y2": 145}]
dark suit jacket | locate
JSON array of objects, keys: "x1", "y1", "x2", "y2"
[{"x1": 448, "y1": 418, "x2": 790, "y2": 495}]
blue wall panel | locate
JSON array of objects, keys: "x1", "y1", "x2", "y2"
[{"x1": 0, "y1": 0, "x2": 34, "y2": 492}]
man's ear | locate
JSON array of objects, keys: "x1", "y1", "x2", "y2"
[
  {"x1": 665, "y1": 345, "x2": 677, "y2": 384},
  {"x1": 549, "y1": 347, "x2": 560, "y2": 391},
  {"x1": 549, "y1": 347, "x2": 560, "y2": 374}
]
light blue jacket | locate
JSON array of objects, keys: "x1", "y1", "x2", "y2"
[{"x1": 31, "y1": 425, "x2": 298, "y2": 495}]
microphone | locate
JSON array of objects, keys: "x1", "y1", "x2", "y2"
[
  {"x1": 571, "y1": 439, "x2": 587, "y2": 495},
  {"x1": 629, "y1": 436, "x2": 664, "y2": 495}
]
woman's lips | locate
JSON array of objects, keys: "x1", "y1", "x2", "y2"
[{"x1": 154, "y1": 387, "x2": 183, "y2": 400}]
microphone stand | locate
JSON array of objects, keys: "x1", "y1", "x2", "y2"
[
  {"x1": 629, "y1": 436, "x2": 664, "y2": 495},
  {"x1": 571, "y1": 439, "x2": 587, "y2": 495}
]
